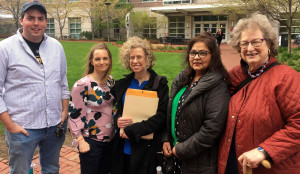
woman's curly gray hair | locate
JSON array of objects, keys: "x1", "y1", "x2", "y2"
[
  {"x1": 120, "y1": 36, "x2": 156, "y2": 70},
  {"x1": 228, "y1": 13, "x2": 278, "y2": 57}
]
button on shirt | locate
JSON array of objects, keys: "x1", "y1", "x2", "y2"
[{"x1": 0, "y1": 29, "x2": 70, "y2": 129}]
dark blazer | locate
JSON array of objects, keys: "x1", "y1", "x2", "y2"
[
  {"x1": 110, "y1": 69, "x2": 169, "y2": 174},
  {"x1": 216, "y1": 31, "x2": 224, "y2": 42},
  {"x1": 162, "y1": 70, "x2": 230, "y2": 174}
]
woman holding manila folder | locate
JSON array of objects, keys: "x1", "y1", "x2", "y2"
[{"x1": 110, "y1": 36, "x2": 169, "y2": 174}]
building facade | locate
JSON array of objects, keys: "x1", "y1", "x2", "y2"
[{"x1": 40, "y1": 0, "x2": 300, "y2": 42}]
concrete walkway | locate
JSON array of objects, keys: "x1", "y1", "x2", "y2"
[
  {"x1": 219, "y1": 43, "x2": 240, "y2": 70},
  {"x1": 0, "y1": 43, "x2": 241, "y2": 174}
]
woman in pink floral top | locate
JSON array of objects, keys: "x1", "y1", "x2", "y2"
[{"x1": 68, "y1": 43, "x2": 115, "y2": 174}]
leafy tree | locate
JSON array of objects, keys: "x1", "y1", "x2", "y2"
[
  {"x1": 131, "y1": 11, "x2": 167, "y2": 39},
  {"x1": 42, "y1": 0, "x2": 76, "y2": 39},
  {"x1": 0, "y1": 0, "x2": 26, "y2": 30},
  {"x1": 78, "y1": 0, "x2": 133, "y2": 40},
  {"x1": 212, "y1": 0, "x2": 300, "y2": 54},
  {"x1": 250, "y1": 0, "x2": 300, "y2": 54}
]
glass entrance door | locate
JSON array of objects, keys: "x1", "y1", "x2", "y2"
[
  {"x1": 204, "y1": 23, "x2": 217, "y2": 36},
  {"x1": 193, "y1": 23, "x2": 226, "y2": 38},
  {"x1": 194, "y1": 23, "x2": 202, "y2": 37}
]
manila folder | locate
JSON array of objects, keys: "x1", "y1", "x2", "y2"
[{"x1": 122, "y1": 88, "x2": 159, "y2": 140}]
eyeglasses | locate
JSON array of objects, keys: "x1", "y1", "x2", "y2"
[
  {"x1": 128, "y1": 55, "x2": 144, "y2": 61},
  {"x1": 239, "y1": 38, "x2": 266, "y2": 49},
  {"x1": 189, "y1": 50, "x2": 211, "y2": 58}
]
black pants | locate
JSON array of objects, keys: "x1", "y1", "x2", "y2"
[
  {"x1": 217, "y1": 39, "x2": 222, "y2": 46},
  {"x1": 123, "y1": 153, "x2": 131, "y2": 174},
  {"x1": 79, "y1": 137, "x2": 111, "y2": 174}
]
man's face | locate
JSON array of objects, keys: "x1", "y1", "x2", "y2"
[{"x1": 20, "y1": 8, "x2": 47, "y2": 43}]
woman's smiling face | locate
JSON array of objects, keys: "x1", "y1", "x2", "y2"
[{"x1": 239, "y1": 28, "x2": 270, "y2": 71}]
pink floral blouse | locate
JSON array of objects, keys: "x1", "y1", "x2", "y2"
[{"x1": 68, "y1": 75, "x2": 115, "y2": 142}]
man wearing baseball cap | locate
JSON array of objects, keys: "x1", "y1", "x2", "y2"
[{"x1": 0, "y1": 1, "x2": 69, "y2": 173}]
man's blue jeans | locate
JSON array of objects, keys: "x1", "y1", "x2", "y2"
[{"x1": 5, "y1": 123, "x2": 66, "y2": 174}]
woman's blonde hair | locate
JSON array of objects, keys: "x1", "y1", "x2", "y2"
[
  {"x1": 228, "y1": 13, "x2": 278, "y2": 57},
  {"x1": 120, "y1": 36, "x2": 155, "y2": 70},
  {"x1": 84, "y1": 43, "x2": 112, "y2": 78}
]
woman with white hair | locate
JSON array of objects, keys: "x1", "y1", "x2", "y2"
[{"x1": 218, "y1": 14, "x2": 300, "y2": 174}]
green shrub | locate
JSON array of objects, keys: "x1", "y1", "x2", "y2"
[
  {"x1": 278, "y1": 46, "x2": 288, "y2": 53},
  {"x1": 280, "y1": 52, "x2": 289, "y2": 62},
  {"x1": 294, "y1": 62, "x2": 300, "y2": 72},
  {"x1": 287, "y1": 59, "x2": 295, "y2": 66},
  {"x1": 116, "y1": 40, "x2": 124, "y2": 44},
  {"x1": 291, "y1": 53, "x2": 300, "y2": 60},
  {"x1": 168, "y1": 46, "x2": 175, "y2": 51},
  {"x1": 80, "y1": 31, "x2": 92, "y2": 40},
  {"x1": 156, "y1": 46, "x2": 165, "y2": 50},
  {"x1": 294, "y1": 46, "x2": 300, "y2": 51}
]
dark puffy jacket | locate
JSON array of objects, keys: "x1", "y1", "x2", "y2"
[{"x1": 162, "y1": 70, "x2": 230, "y2": 174}]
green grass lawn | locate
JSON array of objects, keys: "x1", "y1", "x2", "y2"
[
  {"x1": 0, "y1": 40, "x2": 184, "y2": 135},
  {"x1": 277, "y1": 46, "x2": 300, "y2": 72}
]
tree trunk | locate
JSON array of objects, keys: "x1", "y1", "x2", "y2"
[
  {"x1": 14, "y1": 14, "x2": 19, "y2": 31},
  {"x1": 15, "y1": 18, "x2": 19, "y2": 31},
  {"x1": 60, "y1": 25, "x2": 63, "y2": 39},
  {"x1": 91, "y1": 22, "x2": 95, "y2": 40},
  {"x1": 288, "y1": 27, "x2": 292, "y2": 55},
  {"x1": 287, "y1": 0, "x2": 292, "y2": 54}
]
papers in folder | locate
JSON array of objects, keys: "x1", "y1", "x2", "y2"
[{"x1": 121, "y1": 88, "x2": 159, "y2": 140}]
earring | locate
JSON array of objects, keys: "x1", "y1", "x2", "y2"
[{"x1": 268, "y1": 50, "x2": 270, "y2": 55}]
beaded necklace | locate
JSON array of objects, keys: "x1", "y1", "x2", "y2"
[{"x1": 247, "y1": 60, "x2": 269, "y2": 78}]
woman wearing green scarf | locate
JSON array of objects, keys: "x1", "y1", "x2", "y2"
[{"x1": 162, "y1": 32, "x2": 230, "y2": 174}]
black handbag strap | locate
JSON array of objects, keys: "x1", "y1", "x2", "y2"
[{"x1": 232, "y1": 61, "x2": 280, "y2": 96}]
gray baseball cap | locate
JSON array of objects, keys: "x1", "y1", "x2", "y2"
[{"x1": 20, "y1": 0, "x2": 47, "y2": 18}]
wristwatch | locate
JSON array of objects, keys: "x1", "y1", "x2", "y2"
[{"x1": 258, "y1": 146, "x2": 269, "y2": 158}]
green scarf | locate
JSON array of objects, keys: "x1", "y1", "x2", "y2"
[{"x1": 171, "y1": 86, "x2": 187, "y2": 146}]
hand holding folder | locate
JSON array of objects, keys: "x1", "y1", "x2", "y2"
[{"x1": 120, "y1": 88, "x2": 159, "y2": 140}]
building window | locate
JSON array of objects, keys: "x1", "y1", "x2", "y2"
[
  {"x1": 46, "y1": 18, "x2": 55, "y2": 37},
  {"x1": 113, "y1": 20, "x2": 120, "y2": 40},
  {"x1": 143, "y1": 0, "x2": 157, "y2": 2},
  {"x1": 163, "y1": 0, "x2": 191, "y2": 5},
  {"x1": 168, "y1": 16, "x2": 185, "y2": 37},
  {"x1": 280, "y1": 19, "x2": 300, "y2": 39},
  {"x1": 193, "y1": 16, "x2": 227, "y2": 39},
  {"x1": 194, "y1": 15, "x2": 227, "y2": 22},
  {"x1": 69, "y1": 18, "x2": 81, "y2": 39},
  {"x1": 143, "y1": 22, "x2": 157, "y2": 39}
]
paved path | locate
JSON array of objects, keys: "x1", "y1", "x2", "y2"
[
  {"x1": 219, "y1": 43, "x2": 240, "y2": 70},
  {"x1": 0, "y1": 145, "x2": 81, "y2": 174},
  {"x1": 0, "y1": 43, "x2": 241, "y2": 174}
]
